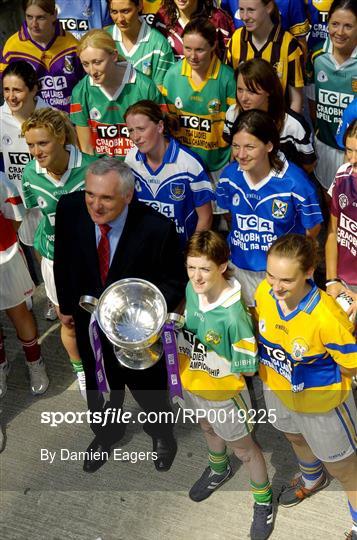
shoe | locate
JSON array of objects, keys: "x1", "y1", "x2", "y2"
[
  {"x1": 250, "y1": 503, "x2": 274, "y2": 540},
  {"x1": 189, "y1": 464, "x2": 233, "y2": 502},
  {"x1": 83, "y1": 437, "x2": 111, "y2": 473},
  {"x1": 152, "y1": 436, "x2": 177, "y2": 472},
  {"x1": 44, "y1": 299, "x2": 57, "y2": 321},
  {"x1": 0, "y1": 361, "x2": 10, "y2": 399},
  {"x1": 278, "y1": 472, "x2": 330, "y2": 507},
  {"x1": 76, "y1": 370, "x2": 86, "y2": 400},
  {"x1": 346, "y1": 531, "x2": 357, "y2": 540},
  {"x1": 27, "y1": 358, "x2": 49, "y2": 395}
]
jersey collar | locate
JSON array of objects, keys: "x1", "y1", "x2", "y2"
[
  {"x1": 243, "y1": 22, "x2": 282, "y2": 45},
  {"x1": 19, "y1": 20, "x2": 63, "y2": 50},
  {"x1": 241, "y1": 151, "x2": 288, "y2": 191},
  {"x1": 111, "y1": 18, "x2": 150, "y2": 44},
  {"x1": 181, "y1": 55, "x2": 221, "y2": 80},
  {"x1": 270, "y1": 279, "x2": 321, "y2": 321},
  {"x1": 89, "y1": 62, "x2": 135, "y2": 100},
  {"x1": 35, "y1": 145, "x2": 83, "y2": 185},
  {"x1": 135, "y1": 137, "x2": 179, "y2": 173}
]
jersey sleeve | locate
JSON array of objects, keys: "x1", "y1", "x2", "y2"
[
  {"x1": 0, "y1": 173, "x2": 24, "y2": 220},
  {"x1": 188, "y1": 160, "x2": 215, "y2": 207},
  {"x1": 151, "y1": 33, "x2": 175, "y2": 89},
  {"x1": 70, "y1": 79, "x2": 90, "y2": 127},
  {"x1": 216, "y1": 167, "x2": 233, "y2": 211},
  {"x1": 286, "y1": 0, "x2": 310, "y2": 37},
  {"x1": 287, "y1": 36, "x2": 304, "y2": 88},
  {"x1": 320, "y1": 304, "x2": 357, "y2": 370},
  {"x1": 229, "y1": 303, "x2": 259, "y2": 373},
  {"x1": 292, "y1": 169, "x2": 323, "y2": 229}
]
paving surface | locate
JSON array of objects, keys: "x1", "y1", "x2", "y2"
[{"x1": 0, "y1": 284, "x2": 354, "y2": 540}]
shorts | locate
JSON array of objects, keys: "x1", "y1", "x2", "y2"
[
  {"x1": 314, "y1": 137, "x2": 344, "y2": 190},
  {"x1": 18, "y1": 208, "x2": 42, "y2": 246},
  {"x1": 0, "y1": 249, "x2": 34, "y2": 310},
  {"x1": 180, "y1": 387, "x2": 255, "y2": 442},
  {"x1": 231, "y1": 264, "x2": 265, "y2": 307},
  {"x1": 263, "y1": 385, "x2": 357, "y2": 462},
  {"x1": 41, "y1": 256, "x2": 59, "y2": 305}
]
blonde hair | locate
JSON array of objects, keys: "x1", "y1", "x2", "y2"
[
  {"x1": 21, "y1": 107, "x2": 76, "y2": 146},
  {"x1": 77, "y1": 29, "x2": 117, "y2": 57}
]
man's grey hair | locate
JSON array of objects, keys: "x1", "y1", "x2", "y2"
[{"x1": 86, "y1": 157, "x2": 135, "y2": 195}]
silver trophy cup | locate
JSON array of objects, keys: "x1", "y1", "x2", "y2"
[{"x1": 79, "y1": 278, "x2": 183, "y2": 370}]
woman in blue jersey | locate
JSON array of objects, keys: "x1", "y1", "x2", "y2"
[
  {"x1": 178, "y1": 230, "x2": 274, "y2": 540},
  {"x1": 124, "y1": 100, "x2": 214, "y2": 248},
  {"x1": 21, "y1": 108, "x2": 97, "y2": 397},
  {"x1": 254, "y1": 233, "x2": 357, "y2": 540},
  {"x1": 217, "y1": 109, "x2": 323, "y2": 307}
]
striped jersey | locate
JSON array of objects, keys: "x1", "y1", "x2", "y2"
[
  {"x1": 0, "y1": 174, "x2": 24, "y2": 263},
  {"x1": 255, "y1": 278, "x2": 357, "y2": 413},
  {"x1": 162, "y1": 56, "x2": 236, "y2": 172},
  {"x1": 0, "y1": 22, "x2": 83, "y2": 113},
  {"x1": 226, "y1": 23, "x2": 304, "y2": 95},
  {"x1": 70, "y1": 62, "x2": 162, "y2": 158},
  {"x1": 305, "y1": 0, "x2": 333, "y2": 50},
  {"x1": 107, "y1": 20, "x2": 175, "y2": 89},
  {"x1": 178, "y1": 278, "x2": 258, "y2": 400},
  {"x1": 125, "y1": 137, "x2": 215, "y2": 248},
  {"x1": 216, "y1": 157, "x2": 323, "y2": 271},
  {"x1": 22, "y1": 146, "x2": 96, "y2": 260},
  {"x1": 56, "y1": 0, "x2": 112, "y2": 39}
]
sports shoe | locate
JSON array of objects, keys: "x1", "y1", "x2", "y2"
[
  {"x1": 76, "y1": 370, "x2": 87, "y2": 400},
  {"x1": 27, "y1": 358, "x2": 49, "y2": 395},
  {"x1": 0, "y1": 361, "x2": 10, "y2": 399},
  {"x1": 278, "y1": 472, "x2": 330, "y2": 507},
  {"x1": 345, "y1": 530, "x2": 357, "y2": 540},
  {"x1": 189, "y1": 464, "x2": 233, "y2": 502},
  {"x1": 250, "y1": 503, "x2": 274, "y2": 540},
  {"x1": 44, "y1": 299, "x2": 57, "y2": 321}
]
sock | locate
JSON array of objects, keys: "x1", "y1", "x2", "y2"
[
  {"x1": 250, "y1": 479, "x2": 272, "y2": 504},
  {"x1": 70, "y1": 359, "x2": 84, "y2": 373},
  {"x1": 0, "y1": 334, "x2": 6, "y2": 364},
  {"x1": 208, "y1": 449, "x2": 229, "y2": 474},
  {"x1": 19, "y1": 336, "x2": 41, "y2": 363},
  {"x1": 348, "y1": 501, "x2": 357, "y2": 532},
  {"x1": 298, "y1": 458, "x2": 324, "y2": 489}
]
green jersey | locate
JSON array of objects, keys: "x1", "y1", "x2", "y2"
[
  {"x1": 162, "y1": 56, "x2": 236, "y2": 172},
  {"x1": 70, "y1": 62, "x2": 162, "y2": 158},
  {"x1": 22, "y1": 146, "x2": 96, "y2": 260},
  {"x1": 107, "y1": 20, "x2": 175, "y2": 89}
]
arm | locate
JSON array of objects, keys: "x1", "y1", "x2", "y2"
[
  {"x1": 75, "y1": 126, "x2": 94, "y2": 155},
  {"x1": 195, "y1": 202, "x2": 213, "y2": 232},
  {"x1": 288, "y1": 86, "x2": 303, "y2": 114},
  {"x1": 305, "y1": 222, "x2": 321, "y2": 239}
]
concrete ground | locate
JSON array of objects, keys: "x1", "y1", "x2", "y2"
[{"x1": 0, "y1": 284, "x2": 354, "y2": 540}]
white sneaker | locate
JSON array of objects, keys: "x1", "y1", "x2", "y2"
[
  {"x1": 44, "y1": 299, "x2": 57, "y2": 321},
  {"x1": 76, "y1": 370, "x2": 87, "y2": 400},
  {"x1": 0, "y1": 361, "x2": 10, "y2": 399},
  {"x1": 27, "y1": 358, "x2": 49, "y2": 395}
]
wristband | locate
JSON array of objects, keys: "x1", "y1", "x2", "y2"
[{"x1": 326, "y1": 279, "x2": 342, "y2": 287}]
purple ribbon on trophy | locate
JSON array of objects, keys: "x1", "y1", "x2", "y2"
[
  {"x1": 89, "y1": 313, "x2": 110, "y2": 404},
  {"x1": 162, "y1": 320, "x2": 183, "y2": 403}
]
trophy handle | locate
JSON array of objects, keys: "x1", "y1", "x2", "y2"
[
  {"x1": 79, "y1": 295, "x2": 99, "y2": 314},
  {"x1": 166, "y1": 312, "x2": 185, "y2": 330}
]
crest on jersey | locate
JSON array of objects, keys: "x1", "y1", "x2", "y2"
[
  {"x1": 352, "y1": 78, "x2": 357, "y2": 93},
  {"x1": 259, "y1": 319, "x2": 266, "y2": 333},
  {"x1": 175, "y1": 96, "x2": 183, "y2": 109},
  {"x1": 135, "y1": 180, "x2": 142, "y2": 192},
  {"x1": 207, "y1": 99, "x2": 221, "y2": 114},
  {"x1": 2, "y1": 135, "x2": 12, "y2": 146},
  {"x1": 339, "y1": 193, "x2": 348, "y2": 209},
  {"x1": 170, "y1": 182, "x2": 185, "y2": 201},
  {"x1": 291, "y1": 338, "x2": 309, "y2": 361},
  {"x1": 37, "y1": 196, "x2": 47, "y2": 209},
  {"x1": 272, "y1": 199, "x2": 288, "y2": 218},
  {"x1": 273, "y1": 61, "x2": 283, "y2": 79},
  {"x1": 142, "y1": 61, "x2": 152, "y2": 77},
  {"x1": 232, "y1": 193, "x2": 240, "y2": 206},
  {"x1": 64, "y1": 56, "x2": 74, "y2": 74},
  {"x1": 89, "y1": 108, "x2": 101, "y2": 120},
  {"x1": 205, "y1": 330, "x2": 221, "y2": 345},
  {"x1": 317, "y1": 70, "x2": 328, "y2": 83}
]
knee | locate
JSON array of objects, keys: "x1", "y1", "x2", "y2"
[
  {"x1": 284, "y1": 432, "x2": 307, "y2": 446},
  {"x1": 200, "y1": 421, "x2": 217, "y2": 438}
]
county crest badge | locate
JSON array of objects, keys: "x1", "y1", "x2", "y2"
[
  {"x1": 272, "y1": 199, "x2": 288, "y2": 219},
  {"x1": 170, "y1": 182, "x2": 185, "y2": 201}
]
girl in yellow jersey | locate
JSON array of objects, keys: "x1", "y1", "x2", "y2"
[{"x1": 254, "y1": 233, "x2": 357, "y2": 539}]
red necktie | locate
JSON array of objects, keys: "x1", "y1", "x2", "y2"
[{"x1": 98, "y1": 224, "x2": 111, "y2": 285}]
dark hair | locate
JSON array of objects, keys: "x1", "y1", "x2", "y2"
[
  {"x1": 235, "y1": 59, "x2": 285, "y2": 133},
  {"x1": 161, "y1": 0, "x2": 214, "y2": 29},
  {"x1": 328, "y1": 0, "x2": 357, "y2": 20},
  {"x1": 231, "y1": 109, "x2": 283, "y2": 171},
  {"x1": 182, "y1": 17, "x2": 217, "y2": 47},
  {"x1": 267, "y1": 233, "x2": 319, "y2": 272},
  {"x1": 344, "y1": 118, "x2": 357, "y2": 146},
  {"x1": 253, "y1": 0, "x2": 280, "y2": 25},
  {"x1": 124, "y1": 100, "x2": 179, "y2": 136},
  {"x1": 107, "y1": 0, "x2": 141, "y2": 8},
  {"x1": 2, "y1": 61, "x2": 39, "y2": 91},
  {"x1": 185, "y1": 230, "x2": 232, "y2": 279},
  {"x1": 23, "y1": 0, "x2": 56, "y2": 14}
]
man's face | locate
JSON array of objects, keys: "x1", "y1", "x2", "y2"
[{"x1": 85, "y1": 170, "x2": 133, "y2": 225}]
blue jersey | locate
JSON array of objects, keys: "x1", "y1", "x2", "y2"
[
  {"x1": 305, "y1": 0, "x2": 333, "y2": 50},
  {"x1": 125, "y1": 138, "x2": 214, "y2": 248},
  {"x1": 336, "y1": 98, "x2": 357, "y2": 149},
  {"x1": 56, "y1": 0, "x2": 112, "y2": 39},
  {"x1": 216, "y1": 157, "x2": 323, "y2": 271}
]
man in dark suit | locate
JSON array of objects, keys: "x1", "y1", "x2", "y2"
[{"x1": 54, "y1": 157, "x2": 186, "y2": 473}]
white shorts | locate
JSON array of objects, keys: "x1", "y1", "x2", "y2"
[
  {"x1": 0, "y1": 249, "x2": 34, "y2": 310},
  {"x1": 179, "y1": 387, "x2": 255, "y2": 442},
  {"x1": 314, "y1": 137, "x2": 344, "y2": 190},
  {"x1": 231, "y1": 264, "x2": 265, "y2": 307},
  {"x1": 263, "y1": 385, "x2": 357, "y2": 462},
  {"x1": 41, "y1": 256, "x2": 58, "y2": 306}
]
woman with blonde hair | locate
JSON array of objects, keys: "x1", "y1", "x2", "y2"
[
  {"x1": 70, "y1": 29, "x2": 162, "y2": 158},
  {"x1": 21, "y1": 107, "x2": 97, "y2": 396}
]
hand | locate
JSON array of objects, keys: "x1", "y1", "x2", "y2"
[
  {"x1": 58, "y1": 311, "x2": 75, "y2": 329},
  {"x1": 346, "y1": 291, "x2": 357, "y2": 322},
  {"x1": 326, "y1": 282, "x2": 347, "y2": 298}
]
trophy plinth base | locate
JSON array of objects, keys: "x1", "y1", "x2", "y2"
[{"x1": 114, "y1": 341, "x2": 163, "y2": 370}]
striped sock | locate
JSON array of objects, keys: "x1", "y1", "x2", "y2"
[
  {"x1": 19, "y1": 336, "x2": 41, "y2": 363},
  {"x1": 250, "y1": 479, "x2": 272, "y2": 504},
  {"x1": 208, "y1": 449, "x2": 229, "y2": 474},
  {"x1": 348, "y1": 501, "x2": 357, "y2": 532},
  {"x1": 298, "y1": 458, "x2": 324, "y2": 489},
  {"x1": 70, "y1": 359, "x2": 84, "y2": 373}
]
